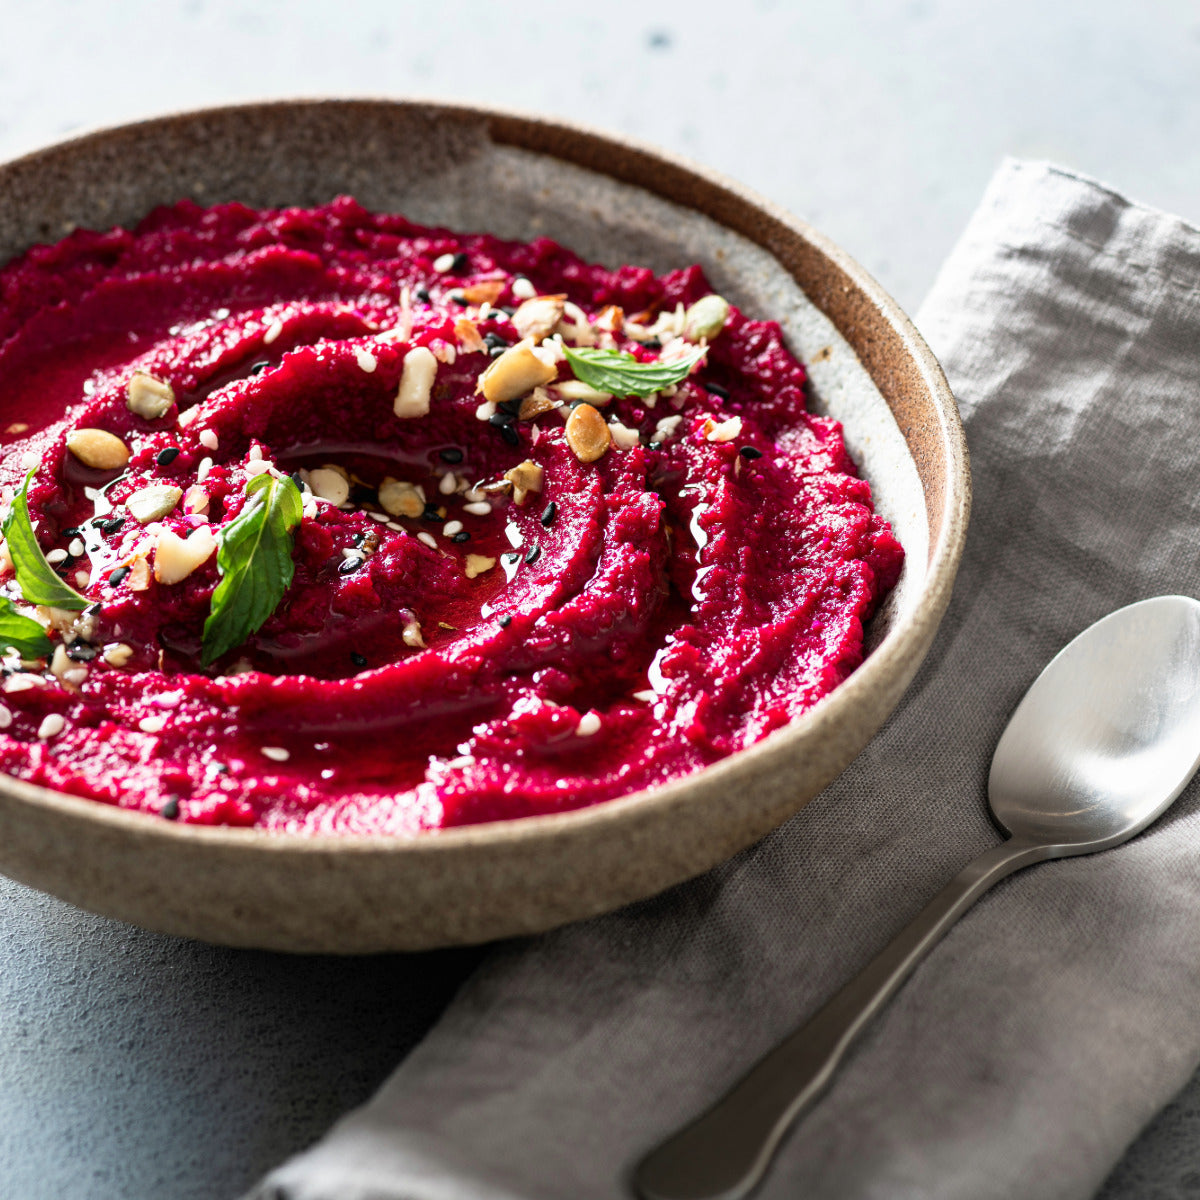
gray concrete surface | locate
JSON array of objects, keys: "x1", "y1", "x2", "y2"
[{"x1": 0, "y1": 2, "x2": 1198, "y2": 1197}]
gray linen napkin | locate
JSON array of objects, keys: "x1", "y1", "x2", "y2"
[{"x1": 251, "y1": 159, "x2": 1200, "y2": 1200}]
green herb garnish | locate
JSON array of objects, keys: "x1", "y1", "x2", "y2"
[
  {"x1": 201, "y1": 473, "x2": 303, "y2": 666},
  {"x1": 2, "y1": 469, "x2": 88, "y2": 610},
  {"x1": 0, "y1": 597, "x2": 53, "y2": 661},
  {"x1": 562, "y1": 345, "x2": 707, "y2": 399}
]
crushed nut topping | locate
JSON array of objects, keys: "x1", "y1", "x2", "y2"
[
  {"x1": 127, "y1": 483, "x2": 183, "y2": 525},
  {"x1": 464, "y1": 554, "x2": 496, "y2": 579},
  {"x1": 395, "y1": 345, "x2": 438, "y2": 419},
  {"x1": 478, "y1": 338, "x2": 558, "y2": 404},
  {"x1": 565, "y1": 402, "x2": 611, "y2": 463},
  {"x1": 154, "y1": 526, "x2": 217, "y2": 585},
  {"x1": 125, "y1": 372, "x2": 175, "y2": 420},
  {"x1": 504, "y1": 460, "x2": 544, "y2": 506},
  {"x1": 378, "y1": 477, "x2": 424, "y2": 518},
  {"x1": 66, "y1": 428, "x2": 129, "y2": 470},
  {"x1": 512, "y1": 294, "x2": 566, "y2": 344}
]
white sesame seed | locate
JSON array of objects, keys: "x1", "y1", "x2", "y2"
[
  {"x1": 475, "y1": 400, "x2": 497, "y2": 421},
  {"x1": 214, "y1": 307, "x2": 230, "y2": 320},
  {"x1": 245, "y1": 459, "x2": 273, "y2": 476},
  {"x1": 443, "y1": 520, "x2": 464, "y2": 537},
  {"x1": 68, "y1": 538, "x2": 84, "y2": 557},
  {"x1": 38, "y1": 713, "x2": 66, "y2": 739},
  {"x1": 137, "y1": 714, "x2": 167, "y2": 734},
  {"x1": 199, "y1": 429, "x2": 219, "y2": 450},
  {"x1": 20, "y1": 452, "x2": 39, "y2": 471},
  {"x1": 417, "y1": 531, "x2": 438, "y2": 550},
  {"x1": 355, "y1": 348, "x2": 378, "y2": 373},
  {"x1": 367, "y1": 511, "x2": 390, "y2": 523},
  {"x1": 45, "y1": 549, "x2": 68, "y2": 564},
  {"x1": 386, "y1": 521, "x2": 404, "y2": 532},
  {"x1": 248, "y1": 444, "x2": 263, "y2": 461},
  {"x1": 631, "y1": 690, "x2": 657, "y2": 703},
  {"x1": 73, "y1": 570, "x2": 89, "y2": 588},
  {"x1": 511, "y1": 277, "x2": 536, "y2": 300},
  {"x1": 261, "y1": 746, "x2": 290, "y2": 762},
  {"x1": 196, "y1": 456, "x2": 213, "y2": 483},
  {"x1": 0, "y1": 704, "x2": 11, "y2": 728},
  {"x1": 263, "y1": 317, "x2": 284, "y2": 344},
  {"x1": 463, "y1": 501, "x2": 491, "y2": 516},
  {"x1": 438, "y1": 472, "x2": 458, "y2": 496},
  {"x1": 576, "y1": 712, "x2": 601, "y2": 737}
]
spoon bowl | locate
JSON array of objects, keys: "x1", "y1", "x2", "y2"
[{"x1": 989, "y1": 595, "x2": 1200, "y2": 851}]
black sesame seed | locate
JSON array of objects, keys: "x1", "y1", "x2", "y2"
[
  {"x1": 100, "y1": 517, "x2": 125, "y2": 535},
  {"x1": 350, "y1": 651, "x2": 368, "y2": 668},
  {"x1": 61, "y1": 526, "x2": 81, "y2": 538},
  {"x1": 451, "y1": 530, "x2": 471, "y2": 543},
  {"x1": 489, "y1": 344, "x2": 506, "y2": 357},
  {"x1": 249, "y1": 360, "x2": 270, "y2": 376},
  {"x1": 84, "y1": 602, "x2": 102, "y2": 617},
  {"x1": 338, "y1": 557, "x2": 363, "y2": 575},
  {"x1": 422, "y1": 503, "x2": 441, "y2": 522},
  {"x1": 289, "y1": 470, "x2": 304, "y2": 490},
  {"x1": 498, "y1": 424, "x2": 519, "y2": 448},
  {"x1": 155, "y1": 447, "x2": 180, "y2": 467},
  {"x1": 439, "y1": 447, "x2": 464, "y2": 464},
  {"x1": 739, "y1": 446, "x2": 763, "y2": 460},
  {"x1": 352, "y1": 531, "x2": 367, "y2": 547},
  {"x1": 499, "y1": 306, "x2": 516, "y2": 317},
  {"x1": 524, "y1": 544, "x2": 541, "y2": 565},
  {"x1": 449, "y1": 252, "x2": 470, "y2": 274},
  {"x1": 108, "y1": 565, "x2": 130, "y2": 587},
  {"x1": 483, "y1": 332, "x2": 508, "y2": 351},
  {"x1": 504, "y1": 552, "x2": 520, "y2": 565},
  {"x1": 495, "y1": 399, "x2": 521, "y2": 418},
  {"x1": 540, "y1": 501, "x2": 557, "y2": 528},
  {"x1": 449, "y1": 292, "x2": 470, "y2": 307},
  {"x1": 643, "y1": 338, "x2": 662, "y2": 351},
  {"x1": 160, "y1": 798, "x2": 180, "y2": 820},
  {"x1": 66, "y1": 643, "x2": 98, "y2": 662},
  {"x1": 647, "y1": 441, "x2": 664, "y2": 452},
  {"x1": 415, "y1": 285, "x2": 432, "y2": 303},
  {"x1": 498, "y1": 615, "x2": 512, "y2": 629},
  {"x1": 705, "y1": 381, "x2": 731, "y2": 399},
  {"x1": 213, "y1": 763, "x2": 229, "y2": 775}
]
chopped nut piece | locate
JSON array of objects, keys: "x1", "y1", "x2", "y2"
[
  {"x1": 401, "y1": 612, "x2": 426, "y2": 648},
  {"x1": 66, "y1": 428, "x2": 129, "y2": 470},
  {"x1": 125, "y1": 371, "x2": 175, "y2": 420},
  {"x1": 183, "y1": 484, "x2": 210, "y2": 515},
  {"x1": 609, "y1": 420, "x2": 641, "y2": 450},
  {"x1": 594, "y1": 305, "x2": 624, "y2": 334},
  {"x1": 565, "y1": 402, "x2": 611, "y2": 463},
  {"x1": 553, "y1": 380, "x2": 613, "y2": 407},
  {"x1": 395, "y1": 344, "x2": 438, "y2": 418},
  {"x1": 50, "y1": 643, "x2": 72, "y2": 683},
  {"x1": 703, "y1": 414, "x2": 744, "y2": 443},
  {"x1": 504, "y1": 460, "x2": 544, "y2": 506},
  {"x1": 127, "y1": 483, "x2": 183, "y2": 524},
  {"x1": 128, "y1": 557, "x2": 151, "y2": 591},
  {"x1": 103, "y1": 642, "x2": 135, "y2": 667},
  {"x1": 378, "y1": 477, "x2": 424, "y2": 518},
  {"x1": 512, "y1": 294, "x2": 566, "y2": 343},
  {"x1": 454, "y1": 316, "x2": 486, "y2": 355},
  {"x1": 462, "y1": 279, "x2": 506, "y2": 305},
  {"x1": 518, "y1": 387, "x2": 558, "y2": 421},
  {"x1": 464, "y1": 554, "x2": 496, "y2": 579},
  {"x1": 430, "y1": 341, "x2": 457, "y2": 365},
  {"x1": 153, "y1": 526, "x2": 216, "y2": 585},
  {"x1": 478, "y1": 338, "x2": 558, "y2": 404},
  {"x1": 308, "y1": 468, "x2": 351, "y2": 507},
  {"x1": 684, "y1": 294, "x2": 731, "y2": 342}
]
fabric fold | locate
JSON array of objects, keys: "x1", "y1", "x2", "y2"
[{"x1": 251, "y1": 159, "x2": 1200, "y2": 1200}]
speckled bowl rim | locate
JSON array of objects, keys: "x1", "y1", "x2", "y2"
[{"x1": 0, "y1": 98, "x2": 970, "y2": 943}]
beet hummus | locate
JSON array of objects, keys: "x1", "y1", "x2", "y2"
[{"x1": 0, "y1": 198, "x2": 902, "y2": 833}]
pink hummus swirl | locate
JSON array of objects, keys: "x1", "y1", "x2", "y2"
[{"x1": 0, "y1": 198, "x2": 902, "y2": 833}]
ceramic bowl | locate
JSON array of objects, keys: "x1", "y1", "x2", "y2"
[{"x1": 0, "y1": 100, "x2": 969, "y2": 951}]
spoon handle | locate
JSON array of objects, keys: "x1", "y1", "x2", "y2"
[{"x1": 633, "y1": 837, "x2": 1050, "y2": 1200}]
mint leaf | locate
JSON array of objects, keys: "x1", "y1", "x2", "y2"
[
  {"x1": 2, "y1": 469, "x2": 88, "y2": 610},
  {"x1": 562, "y1": 345, "x2": 707, "y2": 399},
  {"x1": 201, "y1": 474, "x2": 303, "y2": 666},
  {"x1": 0, "y1": 597, "x2": 53, "y2": 660}
]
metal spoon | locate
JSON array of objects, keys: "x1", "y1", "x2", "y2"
[{"x1": 634, "y1": 594, "x2": 1200, "y2": 1200}]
